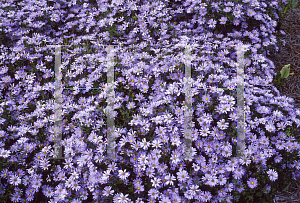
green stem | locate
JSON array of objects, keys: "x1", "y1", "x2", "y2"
[{"x1": 289, "y1": 6, "x2": 291, "y2": 33}]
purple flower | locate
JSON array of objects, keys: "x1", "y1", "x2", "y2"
[
  {"x1": 135, "y1": 183, "x2": 145, "y2": 194},
  {"x1": 267, "y1": 169, "x2": 278, "y2": 181},
  {"x1": 115, "y1": 193, "x2": 130, "y2": 203},
  {"x1": 124, "y1": 95, "x2": 129, "y2": 101},
  {"x1": 202, "y1": 191, "x2": 212, "y2": 202},
  {"x1": 218, "y1": 17, "x2": 227, "y2": 25},
  {"x1": 164, "y1": 173, "x2": 176, "y2": 186},
  {"x1": 150, "y1": 177, "x2": 161, "y2": 188},
  {"x1": 247, "y1": 9, "x2": 256, "y2": 17},
  {"x1": 71, "y1": 199, "x2": 81, "y2": 203},
  {"x1": 223, "y1": 7, "x2": 232, "y2": 13},
  {"x1": 202, "y1": 93, "x2": 211, "y2": 103},
  {"x1": 9, "y1": 174, "x2": 21, "y2": 186},
  {"x1": 232, "y1": 18, "x2": 240, "y2": 26},
  {"x1": 161, "y1": 195, "x2": 171, "y2": 203},
  {"x1": 184, "y1": 189, "x2": 194, "y2": 200},
  {"x1": 247, "y1": 177, "x2": 258, "y2": 189},
  {"x1": 254, "y1": 13, "x2": 263, "y2": 21},
  {"x1": 0, "y1": 148, "x2": 11, "y2": 158},
  {"x1": 207, "y1": 175, "x2": 218, "y2": 187},
  {"x1": 126, "y1": 101, "x2": 136, "y2": 109},
  {"x1": 11, "y1": 192, "x2": 21, "y2": 202},
  {"x1": 176, "y1": 168, "x2": 189, "y2": 182},
  {"x1": 118, "y1": 169, "x2": 130, "y2": 181},
  {"x1": 235, "y1": 180, "x2": 245, "y2": 193},
  {"x1": 32, "y1": 179, "x2": 42, "y2": 190},
  {"x1": 233, "y1": 166, "x2": 245, "y2": 180},
  {"x1": 207, "y1": 18, "x2": 217, "y2": 28}
]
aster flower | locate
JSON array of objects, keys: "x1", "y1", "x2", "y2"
[
  {"x1": 150, "y1": 177, "x2": 161, "y2": 188},
  {"x1": 65, "y1": 176, "x2": 73, "y2": 189},
  {"x1": 134, "y1": 93, "x2": 145, "y2": 102},
  {"x1": 145, "y1": 167, "x2": 155, "y2": 178},
  {"x1": 160, "y1": 195, "x2": 171, "y2": 203},
  {"x1": 202, "y1": 93, "x2": 211, "y2": 103},
  {"x1": 267, "y1": 169, "x2": 278, "y2": 181},
  {"x1": 139, "y1": 138, "x2": 150, "y2": 150},
  {"x1": 124, "y1": 134, "x2": 137, "y2": 148},
  {"x1": 176, "y1": 168, "x2": 189, "y2": 182},
  {"x1": 25, "y1": 189, "x2": 35, "y2": 202},
  {"x1": 199, "y1": 125, "x2": 210, "y2": 137},
  {"x1": 140, "y1": 84, "x2": 149, "y2": 93},
  {"x1": 138, "y1": 152, "x2": 149, "y2": 165},
  {"x1": 232, "y1": 9, "x2": 243, "y2": 18},
  {"x1": 135, "y1": 183, "x2": 145, "y2": 194},
  {"x1": 189, "y1": 184, "x2": 199, "y2": 196},
  {"x1": 222, "y1": 147, "x2": 232, "y2": 157},
  {"x1": 39, "y1": 158, "x2": 51, "y2": 170},
  {"x1": 148, "y1": 188, "x2": 159, "y2": 199},
  {"x1": 71, "y1": 180, "x2": 81, "y2": 191},
  {"x1": 219, "y1": 17, "x2": 227, "y2": 25},
  {"x1": 164, "y1": 173, "x2": 176, "y2": 186},
  {"x1": 233, "y1": 166, "x2": 245, "y2": 180},
  {"x1": 77, "y1": 155, "x2": 89, "y2": 167},
  {"x1": 207, "y1": 18, "x2": 217, "y2": 29},
  {"x1": 224, "y1": 6, "x2": 232, "y2": 13},
  {"x1": 217, "y1": 119, "x2": 229, "y2": 130},
  {"x1": 200, "y1": 190, "x2": 212, "y2": 202},
  {"x1": 116, "y1": 193, "x2": 130, "y2": 203},
  {"x1": 184, "y1": 189, "x2": 194, "y2": 200},
  {"x1": 232, "y1": 18, "x2": 240, "y2": 26},
  {"x1": 265, "y1": 122, "x2": 276, "y2": 133},
  {"x1": 118, "y1": 169, "x2": 130, "y2": 181},
  {"x1": 170, "y1": 137, "x2": 181, "y2": 148},
  {"x1": 155, "y1": 126, "x2": 166, "y2": 136},
  {"x1": 63, "y1": 158, "x2": 74, "y2": 170},
  {"x1": 247, "y1": 9, "x2": 256, "y2": 17},
  {"x1": 207, "y1": 175, "x2": 218, "y2": 187},
  {"x1": 32, "y1": 179, "x2": 42, "y2": 190},
  {"x1": 196, "y1": 16, "x2": 206, "y2": 25},
  {"x1": 247, "y1": 177, "x2": 258, "y2": 189},
  {"x1": 0, "y1": 148, "x2": 11, "y2": 158},
  {"x1": 11, "y1": 192, "x2": 21, "y2": 202},
  {"x1": 9, "y1": 174, "x2": 21, "y2": 186}
]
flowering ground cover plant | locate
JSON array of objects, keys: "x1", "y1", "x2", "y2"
[{"x1": 0, "y1": 0, "x2": 300, "y2": 203}]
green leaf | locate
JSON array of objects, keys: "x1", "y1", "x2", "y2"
[
  {"x1": 273, "y1": 64, "x2": 294, "y2": 86},
  {"x1": 280, "y1": 64, "x2": 292, "y2": 79},
  {"x1": 282, "y1": 182, "x2": 291, "y2": 191},
  {"x1": 283, "y1": 5, "x2": 289, "y2": 15},
  {"x1": 289, "y1": 0, "x2": 298, "y2": 9}
]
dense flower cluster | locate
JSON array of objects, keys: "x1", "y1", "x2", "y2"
[{"x1": 0, "y1": 0, "x2": 300, "y2": 202}]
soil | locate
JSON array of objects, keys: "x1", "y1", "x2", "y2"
[{"x1": 266, "y1": 3, "x2": 300, "y2": 203}]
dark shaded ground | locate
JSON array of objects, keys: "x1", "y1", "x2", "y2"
[
  {"x1": 267, "y1": 5, "x2": 300, "y2": 109},
  {"x1": 266, "y1": 3, "x2": 300, "y2": 203}
]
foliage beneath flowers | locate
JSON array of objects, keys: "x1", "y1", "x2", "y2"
[{"x1": 272, "y1": 64, "x2": 294, "y2": 87}]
